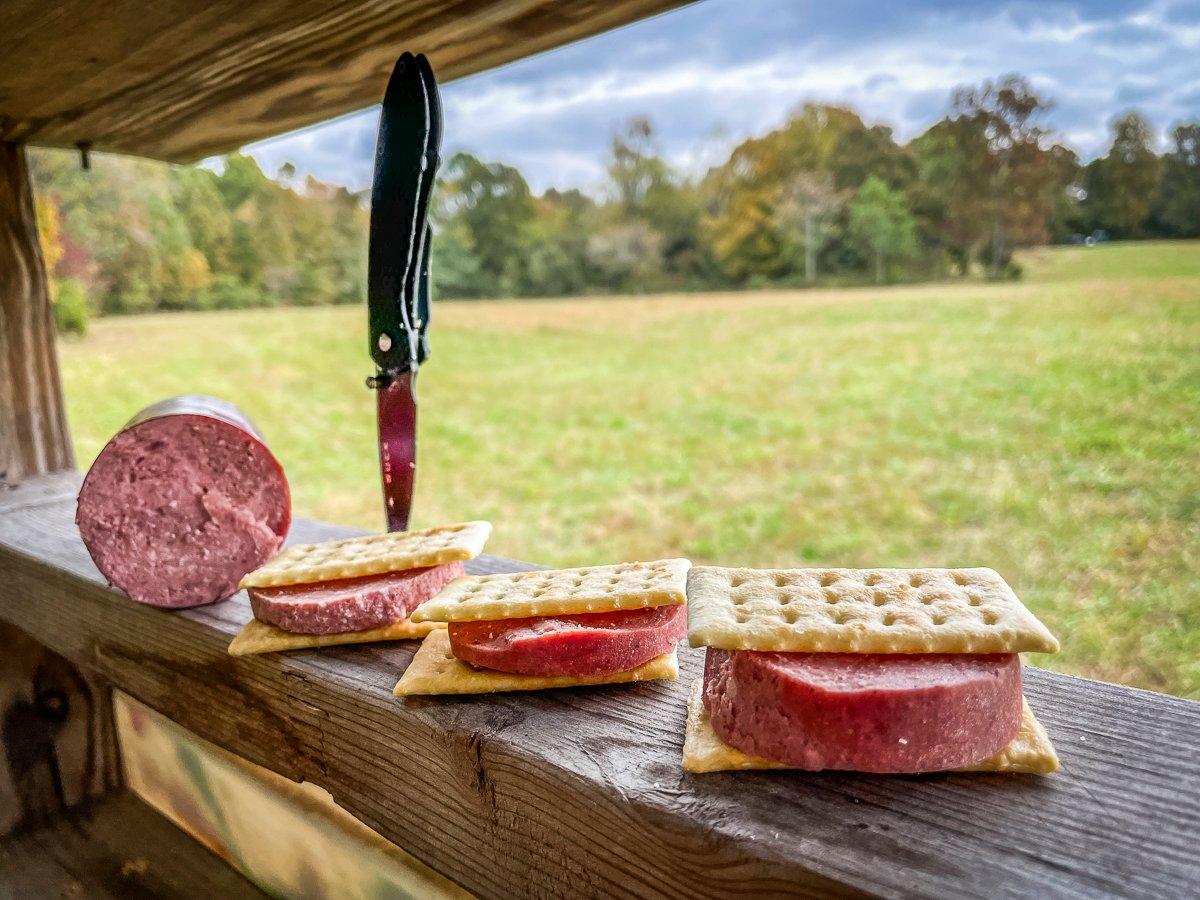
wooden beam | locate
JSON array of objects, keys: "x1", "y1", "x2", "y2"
[
  {"x1": 0, "y1": 0, "x2": 694, "y2": 163},
  {"x1": 0, "y1": 142, "x2": 73, "y2": 485},
  {"x1": 1, "y1": 475, "x2": 1198, "y2": 898}
]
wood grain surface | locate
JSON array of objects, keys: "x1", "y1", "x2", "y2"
[
  {"x1": 1, "y1": 473, "x2": 1197, "y2": 898},
  {"x1": 0, "y1": 143, "x2": 74, "y2": 485},
  {"x1": 0, "y1": 0, "x2": 694, "y2": 162},
  {"x1": 0, "y1": 791, "x2": 266, "y2": 898}
]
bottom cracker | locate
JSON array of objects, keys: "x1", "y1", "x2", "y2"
[
  {"x1": 228, "y1": 616, "x2": 440, "y2": 656},
  {"x1": 394, "y1": 628, "x2": 679, "y2": 696},
  {"x1": 682, "y1": 679, "x2": 1058, "y2": 775}
]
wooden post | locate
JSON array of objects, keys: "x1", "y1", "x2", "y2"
[
  {"x1": 0, "y1": 142, "x2": 73, "y2": 485},
  {"x1": 0, "y1": 622, "x2": 120, "y2": 835}
]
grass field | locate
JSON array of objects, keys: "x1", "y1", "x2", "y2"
[{"x1": 59, "y1": 241, "x2": 1200, "y2": 698}]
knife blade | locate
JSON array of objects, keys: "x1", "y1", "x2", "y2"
[{"x1": 367, "y1": 52, "x2": 442, "y2": 532}]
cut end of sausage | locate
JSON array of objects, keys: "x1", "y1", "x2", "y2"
[{"x1": 76, "y1": 413, "x2": 290, "y2": 608}]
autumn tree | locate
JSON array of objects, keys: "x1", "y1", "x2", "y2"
[
  {"x1": 703, "y1": 104, "x2": 894, "y2": 283},
  {"x1": 172, "y1": 166, "x2": 233, "y2": 273},
  {"x1": 1154, "y1": 122, "x2": 1200, "y2": 237},
  {"x1": 1083, "y1": 112, "x2": 1159, "y2": 237},
  {"x1": 35, "y1": 195, "x2": 63, "y2": 276},
  {"x1": 587, "y1": 221, "x2": 664, "y2": 292},
  {"x1": 910, "y1": 116, "x2": 990, "y2": 274},
  {"x1": 775, "y1": 171, "x2": 848, "y2": 283},
  {"x1": 437, "y1": 152, "x2": 536, "y2": 295},
  {"x1": 216, "y1": 153, "x2": 270, "y2": 210},
  {"x1": 953, "y1": 76, "x2": 1055, "y2": 276},
  {"x1": 849, "y1": 176, "x2": 917, "y2": 284},
  {"x1": 608, "y1": 117, "x2": 670, "y2": 216},
  {"x1": 430, "y1": 220, "x2": 485, "y2": 299},
  {"x1": 523, "y1": 188, "x2": 598, "y2": 296},
  {"x1": 1043, "y1": 144, "x2": 1084, "y2": 242},
  {"x1": 830, "y1": 120, "x2": 917, "y2": 192},
  {"x1": 601, "y1": 118, "x2": 711, "y2": 287},
  {"x1": 34, "y1": 193, "x2": 91, "y2": 333},
  {"x1": 913, "y1": 76, "x2": 1069, "y2": 276}
]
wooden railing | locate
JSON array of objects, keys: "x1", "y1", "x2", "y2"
[{"x1": 1, "y1": 471, "x2": 1197, "y2": 898}]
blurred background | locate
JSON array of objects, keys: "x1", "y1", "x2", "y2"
[{"x1": 31, "y1": 0, "x2": 1199, "y2": 698}]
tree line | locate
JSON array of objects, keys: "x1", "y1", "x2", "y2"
[
  {"x1": 30, "y1": 74, "x2": 1200, "y2": 332},
  {"x1": 31, "y1": 151, "x2": 368, "y2": 333}
]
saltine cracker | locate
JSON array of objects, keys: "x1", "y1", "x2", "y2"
[
  {"x1": 687, "y1": 566, "x2": 1058, "y2": 654},
  {"x1": 241, "y1": 522, "x2": 491, "y2": 588},
  {"x1": 228, "y1": 617, "x2": 440, "y2": 655},
  {"x1": 393, "y1": 629, "x2": 679, "y2": 695},
  {"x1": 412, "y1": 558, "x2": 689, "y2": 623}
]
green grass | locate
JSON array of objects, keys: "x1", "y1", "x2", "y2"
[
  {"x1": 59, "y1": 241, "x2": 1200, "y2": 698},
  {"x1": 1019, "y1": 239, "x2": 1200, "y2": 281}
]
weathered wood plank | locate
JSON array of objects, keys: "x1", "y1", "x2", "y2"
[
  {"x1": 0, "y1": 143, "x2": 74, "y2": 485},
  {"x1": 0, "y1": 469, "x2": 82, "y2": 515},
  {"x1": 0, "y1": 475, "x2": 1197, "y2": 898},
  {"x1": 0, "y1": 0, "x2": 694, "y2": 163},
  {"x1": 0, "y1": 791, "x2": 266, "y2": 898}
]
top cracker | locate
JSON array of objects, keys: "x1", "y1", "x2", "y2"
[
  {"x1": 687, "y1": 566, "x2": 1058, "y2": 655},
  {"x1": 240, "y1": 522, "x2": 491, "y2": 588},
  {"x1": 412, "y1": 558, "x2": 690, "y2": 623}
]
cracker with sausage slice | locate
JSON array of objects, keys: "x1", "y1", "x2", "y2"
[
  {"x1": 411, "y1": 558, "x2": 689, "y2": 623},
  {"x1": 229, "y1": 617, "x2": 441, "y2": 656},
  {"x1": 240, "y1": 522, "x2": 492, "y2": 589},
  {"x1": 685, "y1": 565, "x2": 1061, "y2": 775},
  {"x1": 681, "y1": 680, "x2": 1058, "y2": 775},
  {"x1": 394, "y1": 629, "x2": 679, "y2": 695}
]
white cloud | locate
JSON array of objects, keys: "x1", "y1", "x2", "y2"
[{"x1": 244, "y1": 0, "x2": 1200, "y2": 193}]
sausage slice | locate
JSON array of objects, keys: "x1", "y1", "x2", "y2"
[
  {"x1": 448, "y1": 604, "x2": 686, "y2": 676},
  {"x1": 702, "y1": 649, "x2": 1023, "y2": 772},
  {"x1": 248, "y1": 561, "x2": 465, "y2": 634}
]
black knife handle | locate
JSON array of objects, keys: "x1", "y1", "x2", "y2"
[{"x1": 368, "y1": 52, "x2": 442, "y2": 375}]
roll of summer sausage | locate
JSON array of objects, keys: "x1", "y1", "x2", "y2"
[{"x1": 76, "y1": 396, "x2": 291, "y2": 608}]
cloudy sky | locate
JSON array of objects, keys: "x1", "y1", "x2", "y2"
[{"x1": 244, "y1": 0, "x2": 1200, "y2": 195}]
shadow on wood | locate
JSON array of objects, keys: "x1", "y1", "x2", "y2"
[
  {"x1": 0, "y1": 622, "x2": 119, "y2": 835},
  {"x1": 0, "y1": 792, "x2": 265, "y2": 898}
]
